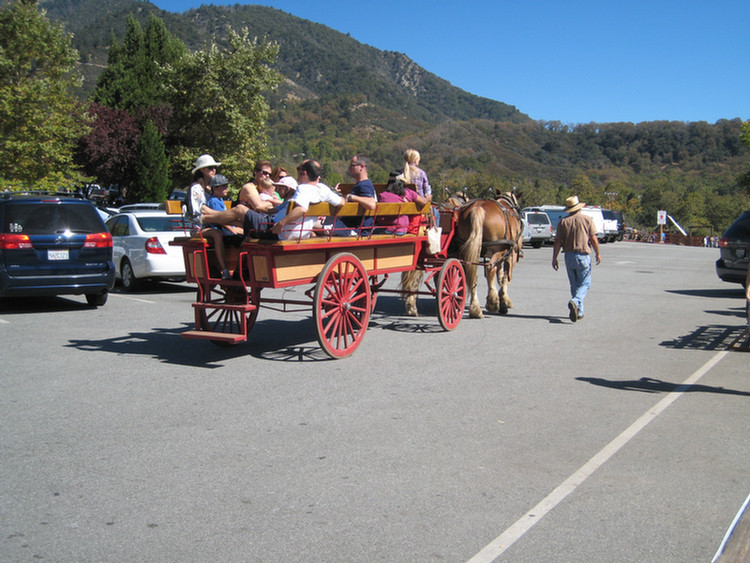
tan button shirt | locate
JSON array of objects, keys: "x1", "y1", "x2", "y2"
[{"x1": 555, "y1": 212, "x2": 597, "y2": 254}]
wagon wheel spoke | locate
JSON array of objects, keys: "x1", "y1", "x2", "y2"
[
  {"x1": 313, "y1": 253, "x2": 371, "y2": 359},
  {"x1": 436, "y1": 258, "x2": 466, "y2": 331},
  {"x1": 195, "y1": 283, "x2": 256, "y2": 347}
]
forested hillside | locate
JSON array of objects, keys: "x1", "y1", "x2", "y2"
[{"x1": 36, "y1": 0, "x2": 750, "y2": 231}]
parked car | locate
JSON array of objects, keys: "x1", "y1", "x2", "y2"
[
  {"x1": 716, "y1": 210, "x2": 750, "y2": 286},
  {"x1": 0, "y1": 193, "x2": 115, "y2": 306},
  {"x1": 602, "y1": 209, "x2": 620, "y2": 242},
  {"x1": 168, "y1": 189, "x2": 186, "y2": 201},
  {"x1": 535, "y1": 205, "x2": 567, "y2": 238},
  {"x1": 106, "y1": 210, "x2": 191, "y2": 290},
  {"x1": 521, "y1": 209, "x2": 553, "y2": 248},
  {"x1": 117, "y1": 202, "x2": 164, "y2": 212},
  {"x1": 581, "y1": 206, "x2": 607, "y2": 242}
]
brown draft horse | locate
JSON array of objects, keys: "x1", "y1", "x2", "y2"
[
  {"x1": 400, "y1": 191, "x2": 523, "y2": 319},
  {"x1": 455, "y1": 192, "x2": 523, "y2": 318}
]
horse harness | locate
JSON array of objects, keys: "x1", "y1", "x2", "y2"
[
  {"x1": 447, "y1": 193, "x2": 523, "y2": 264},
  {"x1": 484, "y1": 195, "x2": 523, "y2": 265}
]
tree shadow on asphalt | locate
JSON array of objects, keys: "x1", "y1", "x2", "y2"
[{"x1": 576, "y1": 376, "x2": 750, "y2": 396}]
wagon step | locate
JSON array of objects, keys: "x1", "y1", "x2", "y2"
[
  {"x1": 181, "y1": 330, "x2": 246, "y2": 343},
  {"x1": 191, "y1": 302, "x2": 257, "y2": 313}
]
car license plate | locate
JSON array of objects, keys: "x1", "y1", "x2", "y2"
[
  {"x1": 48, "y1": 249, "x2": 69, "y2": 261},
  {"x1": 737, "y1": 248, "x2": 746, "y2": 258}
]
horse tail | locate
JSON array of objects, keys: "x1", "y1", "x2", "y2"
[
  {"x1": 459, "y1": 205, "x2": 485, "y2": 292},
  {"x1": 399, "y1": 270, "x2": 423, "y2": 295}
]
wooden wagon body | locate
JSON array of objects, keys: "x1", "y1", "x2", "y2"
[{"x1": 170, "y1": 185, "x2": 466, "y2": 358}]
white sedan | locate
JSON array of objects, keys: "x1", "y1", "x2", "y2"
[{"x1": 105, "y1": 210, "x2": 191, "y2": 291}]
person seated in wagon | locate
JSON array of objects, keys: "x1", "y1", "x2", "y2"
[
  {"x1": 374, "y1": 172, "x2": 430, "y2": 235},
  {"x1": 329, "y1": 154, "x2": 377, "y2": 236},
  {"x1": 242, "y1": 159, "x2": 344, "y2": 241}
]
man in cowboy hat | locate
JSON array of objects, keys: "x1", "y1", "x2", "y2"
[{"x1": 551, "y1": 195, "x2": 601, "y2": 322}]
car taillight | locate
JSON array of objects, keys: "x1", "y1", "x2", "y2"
[
  {"x1": 145, "y1": 236, "x2": 166, "y2": 254},
  {"x1": 84, "y1": 232, "x2": 113, "y2": 248},
  {"x1": 0, "y1": 233, "x2": 32, "y2": 249},
  {"x1": 718, "y1": 237, "x2": 729, "y2": 248}
]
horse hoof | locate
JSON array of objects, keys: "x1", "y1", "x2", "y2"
[{"x1": 406, "y1": 305, "x2": 418, "y2": 317}]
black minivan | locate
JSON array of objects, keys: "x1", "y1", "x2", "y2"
[
  {"x1": 716, "y1": 210, "x2": 750, "y2": 286},
  {"x1": 0, "y1": 193, "x2": 115, "y2": 306}
]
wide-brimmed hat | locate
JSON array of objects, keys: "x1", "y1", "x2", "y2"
[
  {"x1": 210, "y1": 174, "x2": 229, "y2": 188},
  {"x1": 274, "y1": 176, "x2": 298, "y2": 191},
  {"x1": 564, "y1": 195, "x2": 585, "y2": 213},
  {"x1": 191, "y1": 154, "x2": 221, "y2": 174}
]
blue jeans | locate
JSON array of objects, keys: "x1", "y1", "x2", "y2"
[{"x1": 564, "y1": 252, "x2": 592, "y2": 316}]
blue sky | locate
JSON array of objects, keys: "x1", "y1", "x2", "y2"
[{"x1": 149, "y1": 0, "x2": 748, "y2": 125}]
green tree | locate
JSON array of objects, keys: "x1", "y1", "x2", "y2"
[
  {"x1": 92, "y1": 14, "x2": 185, "y2": 113},
  {"x1": 739, "y1": 120, "x2": 750, "y2": 196},
  {"x1": 164, "y1": 27, "x2": 281, "y2": 182},
  {"x1": 133, "y1": 119, "x2": 170, "y2": 203},
  {"x1": 0, "y1": 0, "x2": 91, "y2": 188}
]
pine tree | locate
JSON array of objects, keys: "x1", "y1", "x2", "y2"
[
  {"x1": 92, "y1": 14, "x2": 185, "y2": 113},
  {"x1": 133, "y1": 120, "x2": 170, "y2": 203}
]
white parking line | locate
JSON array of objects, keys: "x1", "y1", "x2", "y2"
[
  {"x1": 108, "y1": 293, "x2": 156, "y2": 304},
  {"x1": 467, "y1": 350, "x2": 730, "y2": 563}
]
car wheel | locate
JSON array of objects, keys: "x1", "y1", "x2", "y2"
[
  {"x1": 121, "y1": 258, "x2": 140, "y2": 291},
  {"x1": 86, "y1": 292, "x2": 108, "y2": 307}
]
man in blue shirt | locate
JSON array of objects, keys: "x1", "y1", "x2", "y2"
[{"x1": 332, "y1": 155, "x2": 376, "y2": 236}]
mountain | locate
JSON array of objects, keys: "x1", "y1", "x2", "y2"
[
  {"x1": 32, "y1": 0, "x2": 750, "y2": 229},
  {"x1": 40, "y1": 0, "x2": 528, "y2": 126}
]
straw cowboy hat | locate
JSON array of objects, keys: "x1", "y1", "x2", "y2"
[
  {"x1": 564, "y1": 195, "x2": 585, "y2": 213},
  {"x1": 191, "y1": 154, "x2": 221, "y2": 174}
]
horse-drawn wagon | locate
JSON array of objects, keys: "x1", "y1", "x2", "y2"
[{"x1": 170, "y1": 185, "x2": 467, "y2": 358}]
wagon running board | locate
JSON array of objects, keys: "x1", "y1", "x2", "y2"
[{"x1": 181, "y1": 330, "x2": 246, "y2": 343}]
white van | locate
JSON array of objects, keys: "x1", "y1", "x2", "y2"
[{"x1": 581, "y1": 207, "x2": 606, "y2": 242}]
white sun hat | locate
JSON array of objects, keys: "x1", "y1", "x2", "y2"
[{"x1": 191, "y1": 154, "x2": 221, "y2": 174}]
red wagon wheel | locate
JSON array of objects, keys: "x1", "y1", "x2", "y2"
[
  {"x1": 436, "y1": 258, "x2": 466, "y2": 331},
  {"x1": 196, "y1": 283, "x2": 260, "y2": 347},
  {"x1": 313, "y1": 253, "x2": 371, "y2": 359}
]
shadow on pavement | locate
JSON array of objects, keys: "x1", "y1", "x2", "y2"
[
  {"x1": 576, "y1": 376, "x2": 750, "y2": 397},
  {"x1": 659, "y1": 324, "x2": 747, "y2": 350}
]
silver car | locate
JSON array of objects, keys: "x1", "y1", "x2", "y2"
[
  {"x1": 522, "y1": 210, "x2": 553, "y2": 248},
  {"x1": 105, "y1": 210, "x2": 190, "y2": 291}
]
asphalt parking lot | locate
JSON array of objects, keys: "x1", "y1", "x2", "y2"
[{"x1": 1, "y1": 241, "x2": 748, "y2": 562}]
